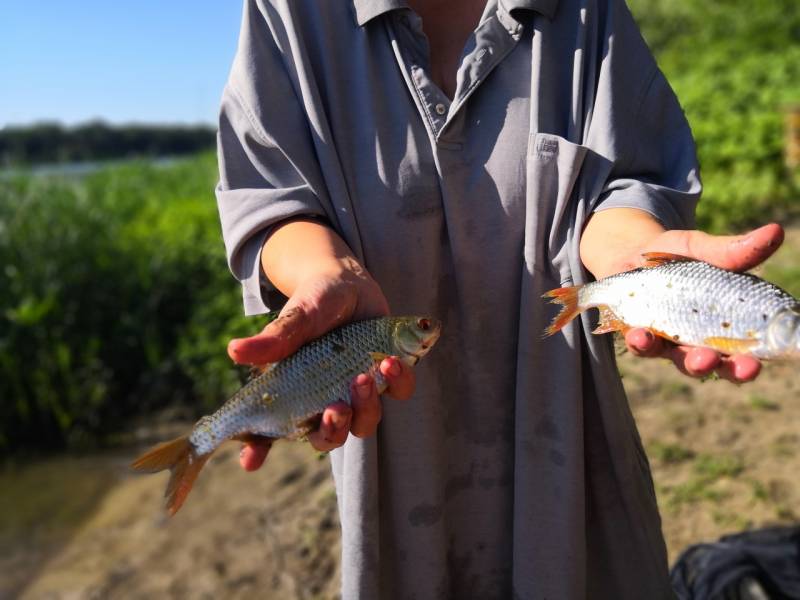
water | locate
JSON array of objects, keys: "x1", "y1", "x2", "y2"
[{"x1": 0, "y1": 156, "x2": 184, "y2": 180}]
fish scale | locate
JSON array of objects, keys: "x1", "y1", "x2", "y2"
[
  {"x1": 131, "y1": 315, "x2": 441, "y2": 515},
  {"x1": 544, "y1": 254, "x2": 800, "y2": 359},
  {"x1": 190, "y1": 318, "x2": 398, "y2": 453},
  {"x1": 585, "y1": 261, "x2": 796, "y2": 349}
]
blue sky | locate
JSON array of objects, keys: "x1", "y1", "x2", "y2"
[{"x1": 0, "y1": 1, "x2": 244, "y2": 127}]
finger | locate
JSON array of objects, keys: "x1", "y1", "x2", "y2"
[
  {"x1": 624, "y1": 328, "x2": 665, "y2": 358},
  {"x1": 654, "y1": 224, "x2": 784, "y2": 272},
  {"x1": 350, "y1": 373, "x2": 382, "y2": 438},
  {"x1": 308, "y1": 401, "x2": 352, "y2": 452},
  {"x1": 380, "y1": 357, "x2": 416, "y2": 400},
  {"x1": 228, "y1": 306, "x2": 312, "y2": 365},
  {"x1": 722, "y1": 223, "x2": 784, "y2": 271},
  {"x1": 239, "y1": 440, "x2": 272, "y2": 471},
  {"x1": 668, "y1": 345, "x2": 721, "y2": 377},
  {"x1": 716, "y1": 354, "x2": 762, "y2": 383}
]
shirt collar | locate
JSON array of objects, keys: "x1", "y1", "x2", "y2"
[
  {"x1": 352, "y1": 0, "x2": 559, "y2": 27},
  {"x1": 353, "y1": 0, "x2": 409, "y2": 26},
  {"x1": 499, "y1": 0, "x2": 559, "y2": 19},
  {"x1": 353, "y1": 0, "x2": 558, "y2": 27}
]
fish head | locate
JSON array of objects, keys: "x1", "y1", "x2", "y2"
[
  {"x1": 391, "y1": 316, "x2": 442, "y2": 364},
  {"x1": 765, "y1": 306, "x2": 800, "y2": 359}
]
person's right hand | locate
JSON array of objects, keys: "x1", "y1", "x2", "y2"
[{"x1": 227, "y1": 258, "x2": 417, "y2": 471}]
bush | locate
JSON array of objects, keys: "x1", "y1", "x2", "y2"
[
  {"x1": 0, "y1": 155, "x2": 264, "y2": 452},
  {"x1": 629, "y1": 0, "x2": 800, "y2": 231}
]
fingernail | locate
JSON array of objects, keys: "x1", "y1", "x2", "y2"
[
  {"x1": 239, "y1": 445, "x2": 246, "y2": 459},
  {"x1": 387, "y1": 359, "x2": 401, "y2": 377},
  {"x1": 330, "y1": 410, "x2": 348, "y2": 430},
  {"x1": 357, "y1": 381, "x2": 371, "y2": 400}
]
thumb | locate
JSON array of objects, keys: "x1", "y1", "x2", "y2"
[
  {"x1": 228, "y1": 305, "x2": 316, "y2": 365},
  {"x1": 654, "y1": 223, "x2": 784, "y2": 272}
]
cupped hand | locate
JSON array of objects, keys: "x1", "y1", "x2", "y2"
[
  {"x1": 621, "y1": 223, "x2": 784, "y2": 383},
  {"x1": 227, "y1": 261, "x2": 416, "y2": 471}
]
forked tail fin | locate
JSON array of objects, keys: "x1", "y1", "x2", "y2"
[
  {"x1": 542, "y1": 285, "x2": 583, "y2": 336},
  {"x1": 131, "y1": 435, "x2": 211, "y2": 516}
]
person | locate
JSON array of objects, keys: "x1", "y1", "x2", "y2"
[{"x1": 215, "y1": 0, "x2": 784, "y2": 597}]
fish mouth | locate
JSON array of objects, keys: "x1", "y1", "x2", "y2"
[
  {"x1": 396, "y1": 318, "x2": 442, "y2": 361},
  {"x1": 411, "y1": 322, "x2": 442, "y2": 359}
]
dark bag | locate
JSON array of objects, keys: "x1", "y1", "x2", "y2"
[{"x1": 671, "y1": 526, "x2": 800, "y2": 599}]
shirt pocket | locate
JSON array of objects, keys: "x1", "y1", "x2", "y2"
[{"x1": 524, "y1": 132, "x2": 612, "y2": 283}]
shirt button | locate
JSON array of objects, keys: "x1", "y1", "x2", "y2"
[{"x1": 435, "y1": 103, "x2": 447, "y2": 116}]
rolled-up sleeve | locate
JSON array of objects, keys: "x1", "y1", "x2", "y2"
[
  {"x1": 216, "y1": 0, "x2": 328, "y2": 314},
  {"x1": 588, "y1": 0, "x2": 701, "y2": 230}
]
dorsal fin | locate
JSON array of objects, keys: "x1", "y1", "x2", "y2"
[
  {"x1": 246, "y1": 310, "x2": 283, "y2": 379},
  {"x1": 249, "y1": 363, "x2": 273, "y2": 379},
  {"x1": 641, "y1": 252, "x2": 695, "y2": 268}
]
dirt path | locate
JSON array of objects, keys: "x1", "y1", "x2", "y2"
[{"x1": 14, "y1": 442, "x2": 340, "y2": 600}]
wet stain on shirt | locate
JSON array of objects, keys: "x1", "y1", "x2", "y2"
[
  {"x1": 445, "y1": 463, "x2": 475, "y2": 502},
  {"x1": 548, "y1": 448, "x2": 566, "y2": 467},
  {"x1": 534, "y1": 414, "x2": 562, "y2": 441},
  {"x1": 408, "y1": 502, "x2": 443, "y2": 527}
]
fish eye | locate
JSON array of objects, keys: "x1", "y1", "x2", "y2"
[{"x1": 418, "y1": 318, "x2": 431, "y2": 331}]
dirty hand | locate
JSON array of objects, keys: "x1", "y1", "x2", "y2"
[
  {"x1": 227, "y1": 261, "x2": 416, "y2": 470},
  {"x1": 580, "y1": 209, "x2": 784, "y2": 383}
]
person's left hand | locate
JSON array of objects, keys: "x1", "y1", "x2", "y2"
[{"x1": 580, "y1": 210, "x2": 784, "y2": 383}]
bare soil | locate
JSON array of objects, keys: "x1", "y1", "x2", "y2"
[{"x1": 3, "y1": 229, "x2": 798, "y2": 600}]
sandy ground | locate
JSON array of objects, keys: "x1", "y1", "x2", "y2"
[
  {"x1": 4, "y1": 441, "x2": 340, "y2": 600},
  {"x1": 3, "y1": 229, "x2": 798, "y2": 600}
]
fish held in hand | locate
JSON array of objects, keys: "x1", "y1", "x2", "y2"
[
  {"x1": 131, "y1": 316, "x2": 441, "y2": 515},
  {"x1": 543, "y1": 253, "x2": 800, "y2": 359}
]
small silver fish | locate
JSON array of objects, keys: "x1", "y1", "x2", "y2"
[
  {"x1": 132, "y1": 316, "x2": 441, "y2": 515},
  {"x1": 543, "y1": 253, "x2": 800, "y2": 358}
]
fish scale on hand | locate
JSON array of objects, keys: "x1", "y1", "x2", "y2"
[
  {"x1": 132, "y1": 316, "x2": 441, "y2": 515},
  {"x1": 544, "y1": 253, "x2": 800, "y2": 359}
]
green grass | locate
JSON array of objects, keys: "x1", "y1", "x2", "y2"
[
  {"x1": 648, "y1": 441, "x2": 696, "y2": 464},
  {"x1": 748, "y1": 394, "x2": 781, "y2": 412},
  {"x1": 660, "y1": 453, "x2": 745, "y2": 510}
]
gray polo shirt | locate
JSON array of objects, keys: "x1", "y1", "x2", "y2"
[{"x1": 216, "y1": 0, "x2": 700, "y2": 597}]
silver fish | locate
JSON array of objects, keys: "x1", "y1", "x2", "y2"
[
  {"x1": 132, "y1": 316, "x2": 441, "y2": 515},
  {"x1": 544, "y1": 253, "x2": 799, "y2": 358}
]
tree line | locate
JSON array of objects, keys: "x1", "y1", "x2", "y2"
[{"x1": 0, "y1": 121, "x2": 217, "y2": 166}]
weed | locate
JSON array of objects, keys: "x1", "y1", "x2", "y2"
[
  {"x1": 693, "y1": 454, "x2": 745, "y2": 479},
  {"x1": 648, "y1": 441, "x2": 695, "y2": 465},
  {"x1": 748, "y1": 394, "x2": 780, "y2": 412}
]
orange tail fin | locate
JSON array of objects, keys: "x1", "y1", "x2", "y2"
[
  {"x1": 131, "y1": 435, "x2": 211, "y2": 516},
  {"x1": 542, "y1": 285, "x2": 583, "y2": 336}
]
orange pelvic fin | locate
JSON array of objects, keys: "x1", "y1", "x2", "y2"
[
  {"x1": 131, "y1": 435, "x2": 210, "y2": 516},
  {"x1": 592, "y1": 306, "x2": 629, "y2": 335},
  {"x1": 542, "y1": 285, "x2": 583, "y2": 336},
  {"x1": 702, "y1": 336, "x2": 759, "y2": 355},
  {"x1": 641, "y1": 252, "x2": 694, "y2": 267}
]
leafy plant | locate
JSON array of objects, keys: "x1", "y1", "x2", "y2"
[{"x1": 0, "y1": 155, "x2": 265, "y2": 452}]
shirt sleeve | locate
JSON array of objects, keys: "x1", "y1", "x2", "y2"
[
  {"x1": 215, "y1": 0, "x2": 328, "y2": 315},
  {"x1": 588, "y1": 0, "x2": 702, "y2": 230}
]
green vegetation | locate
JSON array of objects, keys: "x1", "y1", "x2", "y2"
[
  {"x1": 748, "y1": 394, "x2": 780, "y2": 412},
  {"x1": 647, "y1": 441, "x2": 695, "y2": 465},
  {"x1": 629, "y1": 0, "x2": 800, "y2": 231},
  {"x1": 661, "y1": 453, "x2": 745, "y2": 509},
  {"x1": 0, "y1": 122, "x2": 216, "y2": 167},
  {"x1": 0, "y1": 155, "x2": 266, "y2": 452}
]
